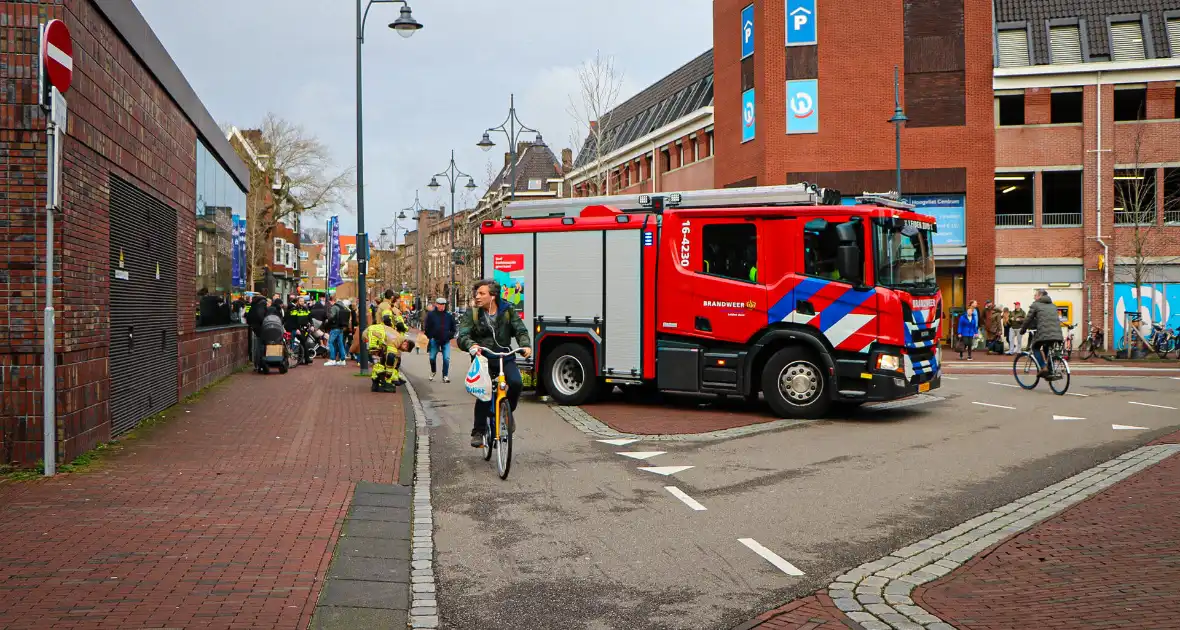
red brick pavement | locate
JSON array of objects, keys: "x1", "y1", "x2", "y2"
[
  {"x1": 739, "y1": 591, "x2": 858, "y2": 629},
  {"x1": 914, "y1": 428, "x2": 1180, "y2": 630},
  {"x1": 0, "y1": 360, "x2": 405, "y2": 630}
]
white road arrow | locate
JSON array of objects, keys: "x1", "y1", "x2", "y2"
[
  {"x1": 597, "y1": 438, "x2": 639, "y2": 446},
  {"x1": 638, "y1": 465, "x2": 694, "y2": 476},
  {"x1": 618, "y1": 451, "x2": 665, "y2": 461},
  {"x1": 1112, "y1": 424, "x2": 1149, "y2": 431},
  {"x1": 1053, "y1": 415, "x2": 1086, "y2": 421}
]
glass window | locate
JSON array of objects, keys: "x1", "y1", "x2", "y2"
[
  {"x1": 194, "y1": 139, "x2": 247, "y2": 329},
  {"x1": 803, "y1": 218, "x2": 845, "y2": 280},
  {"x1": 701, "y1": 223, "x2": 758, "y2": 282},
  {"x1": 873, "y1": 219, "x2": 935, "y2": 289}
]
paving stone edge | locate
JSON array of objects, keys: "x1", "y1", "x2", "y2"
[
  {"x1": 404, "y1": 379, "x2": 439, "y2": 629},
  {"x1": 824, "y1": 442, "x2": 1180, "y2": 630}
]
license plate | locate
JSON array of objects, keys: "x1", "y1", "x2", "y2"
[
  {"x1": 265, "y1": 345, "x2": 284, "y2": 357},
  {"x1": 919, "y1": 382, "x2": 931, "y2": 393}
]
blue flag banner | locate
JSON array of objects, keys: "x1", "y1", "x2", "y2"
[
  {"x1": 328, "y1": 216, "x2": 343, "y2": 289},
  {"x1": 231, "y1": 218, "x2": 241, "y2": 288},
  {"x1": 236, "y1": 217, "x2": 248, "y2": 290}
]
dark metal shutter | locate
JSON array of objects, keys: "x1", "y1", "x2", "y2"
[{"x1": 108, "y1": 175, "x2": 179, "y2": 436}]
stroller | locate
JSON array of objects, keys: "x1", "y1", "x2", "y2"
[{"x1": 257, "y1": 313, "x2": 290, "y2": 374}]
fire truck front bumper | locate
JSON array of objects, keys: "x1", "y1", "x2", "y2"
[
  {"x1": 837, "y1": 347, "x2": 941, "y2": 402},
  {"x1": 850, "y1": 371, "x2": 941, "y2": 402}
]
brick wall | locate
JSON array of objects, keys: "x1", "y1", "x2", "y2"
[
  {"x1": 0, "y1": 0, "x2": 247, "y2": 467},
  {"x1": 713, "y1": 0, "x2": 996, "y2": 301},
  {"x1": 179, "y1": 327, "x2": 248, "y2": 398}
]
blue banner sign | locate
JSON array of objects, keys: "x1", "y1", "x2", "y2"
[
  {"x1": 785, "y1": 79, "x2": 818, "y2": 134},
  {"x1": 786, "y1": 0, "x2": 816, "y2": 46},
  {"x1": 231, "y1": 218, "x2": 241, "y2": 288},
  {"x1": 742, "y1": 88, "x2": 756, "y2": 143},
  {"x1": 841, "y1": 194, "x2": 966, "y2": 247},
  {"x1": 741, "y1": 4, "x2": 755, "y2": 59},
  {"x1": 327, "y1": 216, "x2": 343, "y2": 288}
]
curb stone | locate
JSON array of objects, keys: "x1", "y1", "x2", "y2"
[
  {"x1": 404, "y1": 379, "x2": 438, "y2": 630},
  {"x1": 826, "y1": 443, "x2": 1180, "y2": 629},
  {"x1": 555, "y1": 395, "x2": 943, "y2": 443}
]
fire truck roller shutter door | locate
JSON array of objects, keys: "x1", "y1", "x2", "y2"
[
  {"x1": 604, "y1": 229, "x2": 642, "y2": 376},
  {"x1": 535, "y1": 231, "x2": 604, "y2": 322}
]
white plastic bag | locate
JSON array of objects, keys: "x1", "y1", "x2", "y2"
[{"x1": 465, "y1": 355, "x2": 492, "y2": 402}]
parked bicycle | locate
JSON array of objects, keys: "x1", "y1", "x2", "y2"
[
  {"x1": 1077, "y1": 325, "x2": 1104, "y2": 360},
  {"x1": 1148, "y1": 322, "x2": 1178, "y2": 359},
  {"x1": 1013, "y1": 340, "x2": 1070, "y2": 395}
]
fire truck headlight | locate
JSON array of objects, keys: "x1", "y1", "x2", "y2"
[{"x1": 876, "y1": 354, "x2": 902, "y2": 373}]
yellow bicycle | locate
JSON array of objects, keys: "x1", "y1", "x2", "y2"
[{"x1": 479, "y1": 348, "x2": 525, "y2": 479}]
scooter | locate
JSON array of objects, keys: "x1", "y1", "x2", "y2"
[{"x1": 257, "y1": 314, "x2": 290, "y2": 374}]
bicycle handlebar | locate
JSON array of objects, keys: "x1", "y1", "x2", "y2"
[{"x1": 472, "y1": 347, "x2": 527, "y2": 357}]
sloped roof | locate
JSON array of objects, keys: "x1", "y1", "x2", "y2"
[
  {"x1": 995, "y1": 0, "x2": 1177, "y2": 62},
  {"x1": 574, "y1": 49, "x2": 714, "y2": 169},
  {"x1": 488, "y1": 141, "x2": 563, "y2": 193}
]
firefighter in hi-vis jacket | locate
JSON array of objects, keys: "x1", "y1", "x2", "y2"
[{"x1": 364, "y1": 312, "x2": 413, "y2": 392}]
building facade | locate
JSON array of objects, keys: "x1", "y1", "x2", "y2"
[
  {"x1": 992, "y1": 0, "x2": 1180, "y2": 348},
  {"x1": 566, "y1": 50, "x2": 717, "y2": 198},
  {"x1": 227, "y1": 127, "x2": 301, "y2": 296},
  {"x1": 1, "y1": 0, "x2": 251, "y2": 466}
]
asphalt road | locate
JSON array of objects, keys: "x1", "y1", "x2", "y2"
[{"x1": 402, "y1": 354, "x2": 1180, "y2": 630}]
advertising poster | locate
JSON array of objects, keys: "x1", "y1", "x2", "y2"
[
  {"x1": 742, "y1": 88, "x2": 756, "y2": 143},
  {"x1": 493, "y1": 254, "x2": 526, "y2": 320},
  {"x1": 786, "y1": 79, "x2": 818, "y2": 134}
]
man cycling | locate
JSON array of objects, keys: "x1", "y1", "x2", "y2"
[
  {"x1": 457, "y1": 279, "x2": 532, "y2": 447},
  {"x1": 1020, "y1": 288, "x2": 1064, "y2": 377}
]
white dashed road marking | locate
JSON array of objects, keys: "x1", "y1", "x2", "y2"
[
  {"x1": 739, "y1": 538, "x2": 805, "y2": 576},
  {"x1": 972, "y1": 402, "x2": 1016, "y2": 410},
  {"x1": 1053, "y1": 415, "x2": 1086, "y2": 421},
  {"x1": 1113, "y1": 424, "x2": 1150, "y2": 431},
  {"x1": 637, "y1": 465, "x2": 694, "y2": 476},
  {"x1": 988, "y1": 382, "x2": 1020, "y2": 388},
  {"x1": 1129, "y1": 401, "x2": 1178, "y2": 411},
  {"x1": 617, "y1": 451, "x2": 665, "y2": 461},
  {"x1": 1066, "y1": 392, "x2": 1089, "y2": 397},
  {"x1": 597, "y1": 438, "x2": 639, "y2": 446},
  {"x1": 664, "y1": 486, "x2": 707, "y2": 511}
]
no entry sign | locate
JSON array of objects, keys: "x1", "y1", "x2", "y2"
[{"x1": 42, "y1": 19, "x2": 73, "y2": 93}]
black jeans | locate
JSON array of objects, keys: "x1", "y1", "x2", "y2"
[{"x1": 473, "y1": 358, "x2": 522, "y2": 435}]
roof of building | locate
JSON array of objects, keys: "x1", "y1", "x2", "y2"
[
  {"x1": 487, "y1": 141, "x2": 564, "y2": 193},
  {"x1": 995, "y1": 0, "x2": 1177, "y2": 62},
  {"x1": 573, "y1": 49, "x2": 714, "y2": 169},
  {"x1": 93, "y1": 0, "x2": 250, "y2": 190}
]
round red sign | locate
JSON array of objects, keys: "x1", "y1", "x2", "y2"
[{"x1": 42, "y1": 19, "x2": 73, "y2": 93}]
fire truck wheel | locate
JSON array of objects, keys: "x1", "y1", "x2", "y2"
[
  {"x1": 543, "y1": 343, "x2": 598, "y2": 406},
  {"x1": 762, "y1": 347, "x2": 830, "y2": 418}
]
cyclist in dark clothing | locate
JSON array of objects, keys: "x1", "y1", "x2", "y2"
[{"x1": 1020, "y1": 289, "x2": 1064, "y2": 376}]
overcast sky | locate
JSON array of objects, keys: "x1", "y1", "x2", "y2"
[{"x1": 131, "y1": 0, "x2": 712, "y2": 240}]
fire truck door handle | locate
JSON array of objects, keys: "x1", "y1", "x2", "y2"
[
  {"x1": 797, "y1": 300, "x2": 816, "y2": 316},
  {"x1": 694, "y1": 316, "x2": 712, "y2": 332}
]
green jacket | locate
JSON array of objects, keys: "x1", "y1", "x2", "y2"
[{"x1": 457, "y1": 299, "x2": 531, "y2": 356}]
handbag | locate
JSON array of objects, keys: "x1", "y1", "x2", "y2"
[{"x1": 464, "y1": 355, "x2": 493, "y2": 402}]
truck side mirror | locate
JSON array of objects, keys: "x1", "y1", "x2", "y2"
[{"x1": 837, "y1": 245, "x2": 862, "y2": 285}]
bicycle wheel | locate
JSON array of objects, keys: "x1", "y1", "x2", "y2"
[
  {"x1": 1013, "y1": 353, "x2": 1040, "y2": 390},
  {"x1": 1048, "y1": 355, "x2": 1071, "y2": 396},
  {"x1": 495, "y1": 398, "x2": 513, "y2": 480},
  {"x1": 1078, "y1": 339, "x2": 1093, "y2": 360},
  {"x1": 288, "y1": 340, "x2": 302, "y2": 369},
  {"x1": 481, "y1": 415, "x2": 493, "y2": 462}
]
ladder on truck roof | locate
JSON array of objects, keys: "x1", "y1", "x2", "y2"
[{"x1": 503, "y1": 183, "x2": 841, "y2": 219}]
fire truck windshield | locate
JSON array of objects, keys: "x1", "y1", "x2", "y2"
[{"x1": 873, "y1": 219, "x2": 936, "y2": 292}]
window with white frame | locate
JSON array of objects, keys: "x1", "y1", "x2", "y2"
[
  {"x1": 528, "y1": 178, "x2": 542, "y2": 190},
  {"x1": 1110, "y1": 20, "x2": 1147, "y2": 61},
  {"x1": 274, "y1": 238, "x2": 283, "y2": 265},
  {"x1": 1049, "y1": 25, "x2": 1084, "y2": 64},
  {"x1": 997, "y1": 28, "x2": 1030, "y2": 67},
  {"x1": 1168, "y1": 16, "x2": 1180, "y2": 57}
]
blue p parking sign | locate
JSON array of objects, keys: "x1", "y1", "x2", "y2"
[{"x1": 785, "y1": 0, "x2": 816, "y2": 46}]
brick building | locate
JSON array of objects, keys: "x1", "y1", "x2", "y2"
[
  {"x1": 565, "y1": 50, "x2": 716, "y2": 197},
  {"x1": 0, "y1": 0, "x2": 250, "y2": 466},
  {"x1": 992, "y1": 0, "x2": 1180, "y2": 348}
]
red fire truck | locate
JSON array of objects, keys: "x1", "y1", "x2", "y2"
[{"x1": 480, "y1": 184, "x2": 942, "y2": 419}]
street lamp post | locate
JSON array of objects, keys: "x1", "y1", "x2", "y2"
[
  {"x1": 428, "y1": 150, "x2": 478, "y2": 307},
  {"x1": 477, "y1": 94, "x2": 542, "y2": 210},
  {"x1": 355, "y1": 0, "x2": 422, "y2": 373},
  {"x1": 888, "y1": 65, "x2": 908, "y2": 197}
]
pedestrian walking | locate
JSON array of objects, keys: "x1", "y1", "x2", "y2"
[
  {"x1": 958, "y1": 301, "x2": 979, "y2": 360},
  {"x1": 425, "y1": 297, "x2": 457, "y2": 382},
  {"x1": 1008, "y1": 302, "x2": 1026, "y2": 354},
  {"x1": 324, "y1": 295, "x2": 349, "y2": 366}
]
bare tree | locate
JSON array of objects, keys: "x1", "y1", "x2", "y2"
[
  {"x1": 567, "y1": 50, "x2": 624, "y2": 196},
  {"x1": 1114, "y1": 122, "x2": 1180, "y2": 350},
  {"x1": 232, "y1": 113, "x2": 355, "y2": 289}
]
